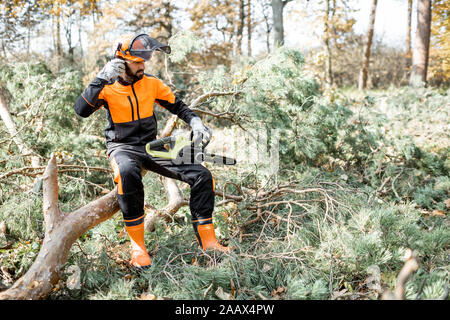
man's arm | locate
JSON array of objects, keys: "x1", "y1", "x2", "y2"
[
  {"x1": 74, "y1": 59, "x2": 125, "y2": 118},
  {"x1": 74, "y1": 77, "x2": 107, "y2": 118},
  {"x1": 154, "y1": 78, "x2": 211, "y2": 146},
  {"x1": 153, "y1": 78, "x2": 197, "y2": 124},
  {"x1": 155, "y1": 96, "x2": 198, "y2": 124}
]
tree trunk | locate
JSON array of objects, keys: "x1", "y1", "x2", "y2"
[
  {"x1": 0, "y1": 155, "x2": 120, "y2": 300},
  {"x1": 409, "y1": 0, "x2": 432, "y2": 87},
  {"x1": 406, "y1": 0, "x2": 413, "y2": 59},
  {"x1": 236, "y1": 0, "x2": 245, "y2": 56},
  {"x1": 358, "y1": 0, "x2": 378, "y2": 90},
  {"x1": 259, "y1": 0, "x2": 272, "y2": 53},
  {"x1": 264, "y1": 13, "x2": 271, "y2": 53},
  {"x1": 247, "y1": 0, "x2": 252, "y2": 56},
  {"x1": 56, "y1": 8, "x2": 62, "y2": 57},
  {"x1": 324, "y1": 0, "x2": 333, "y2": 87},
  {"x1": 271, "y1": 0, "x2": 285, "y2": 47},
  {"x1": 78, "y1": 10, "x2": 84, "y2": 68}
]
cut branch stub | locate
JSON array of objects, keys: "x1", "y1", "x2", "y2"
[{"x1": 42, "y1": 154, "x2": 63, "y2": 230}]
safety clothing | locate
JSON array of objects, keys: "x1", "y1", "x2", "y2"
[
  {"x1": 108, "y1": 145, "x2": 215, "y2": 224},
  {"x1": 74, "y1": 57, "x2": 229, "y2": 264},
  {"x1": 193, "y1": 218, "x2": 230, "y2": 253},
  {"x1": 115, "y1": 34, "x2": 171, "y2": 62},
  {"x1": 74, "y1": 74, "x2": 197, "y2": 148},
  {"x1": 125, "y1": 221, "x2": 152, "y2": 268},
  {"x1": 96, "y1": 58, "x2": 125, "y2": 81},
  {"x1": 190, "y1": 117, "x2": 212, "y2": 147}
]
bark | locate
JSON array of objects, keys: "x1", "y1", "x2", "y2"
[
  {"x1": 0, "y1": 155, "x2": 120, "y2": 300},
  {"x1": 324, "y1": 0, "x2": 333, "y2": 87},
  {"x1": 409, "y1": 0, "x2": 432, "y2": 87},
  {"x1": 236, "y1": 0, "x2": 245, "y2": 56},
  {"x1": 271, "y1": 0, "x2": 285, "y2": 47},
  {"x1": 260, "y1": 1, "x2": 272, "y2": 53},
  {"x1": 78, "y1": 11, "x2": 84, "y2": 60},
  {"x1": 358, "y1": 0, "x2": 378, "y2": 90},
  {"x1": 247, "y1": 0, "x2": 252, "y2": 56},
  {"x1": 382, "y1": 249, "x2": 419, "y2": 300},
  {"x1": 56, "y1": 7, "x2": 62, "y2": 57},
  {"x1": 406, "y1": 0, "x2": 413, "y2": 59}
]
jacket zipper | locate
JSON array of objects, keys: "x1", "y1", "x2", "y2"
[
  {"x1": 131, "y1": 84, "x2": 142, "y2": 143},
  {"x1": 127, "y1": 96, "x2": 134, "y2": 121}
]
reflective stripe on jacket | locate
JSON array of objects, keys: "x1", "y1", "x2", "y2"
[{"x1": 74, "y1": 74, "x2": 197, "y2": 148}]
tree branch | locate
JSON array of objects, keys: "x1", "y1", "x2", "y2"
[{"x1": 189, "y1": 91, "x2": 240, "y2": 109}]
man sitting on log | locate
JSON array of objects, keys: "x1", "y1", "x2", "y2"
[{"x1": 74, "y1": 33, "x2": 229, "y2": 269}]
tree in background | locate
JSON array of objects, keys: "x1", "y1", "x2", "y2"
[
  {"x1": 358, "y1": 0, "x2": 378, "y2": 90},
  {"x1": 189, "y1": 0, "x2": 238, "y2": 63},
  {"x1": 406, "y1": 0, "x2": 413, "y2": 66},
  {"x1": 256, "y1": 0, "x2": 273, "y2": 53},
  {"x1": 236, "y1": 0, "x2": 245, "y2": 55},
  {"x1": 247, "y1": 0, "x2": 252, "y2": 56},
  {"x1": 409, "y1": 0, "x2": 432, "y2": 86},
  {"x1": 271, "y1": 0, "x2": 293, "y2": 47},
  {"x1": 126, "y1": 0, "x2": 177, "y2": 42},
  {"x1": 428, "y1": 0, "x2": 449, "y2": 85},
  {"x1": 0, "y1": 0, "x2": 45, "y2": 59},
  {"x1": 305, "y1": 0, "x2": 355, "y2": 87},
  {"x1": 323, "y1": 0, "x2": 333, "y2": 87}
]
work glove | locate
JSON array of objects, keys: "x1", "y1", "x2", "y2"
[
  {"x1": 189, "y1": 117, "x2": 212, "y2": 148},
  {"x1": 96, "y1": 58, "x2": 125, "y2": 81}
]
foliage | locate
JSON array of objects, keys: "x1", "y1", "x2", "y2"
[{"x1": 0, "y1": 47, "x2": 448, "y2": 301}]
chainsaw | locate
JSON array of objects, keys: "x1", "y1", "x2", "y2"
[{"x1": 145, "y1": 130, "x2": 236, "y2": 166}]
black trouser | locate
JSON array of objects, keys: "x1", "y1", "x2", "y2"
[{"x1": 108, "y1": 145, "x2": 215, "y2": 228}]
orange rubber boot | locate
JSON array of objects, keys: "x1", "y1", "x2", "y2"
[
  {"x1": 125, "y1": 222, "x2": 152, "y2": 268},
  {"x1": 196, "y1": 223, "x2": 231, "y2": 253}
]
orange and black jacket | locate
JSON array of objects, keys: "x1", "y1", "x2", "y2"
[{"x1": 74, "y1": 75, "x2": 197, "y2": 149}]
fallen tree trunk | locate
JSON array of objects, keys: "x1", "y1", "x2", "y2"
[
  {"x1": 0, "y1": 155, "x2": 120, "y2": 300},
  {"x1": 0, "y1": 155, "x2": 237, "y2": 299}
]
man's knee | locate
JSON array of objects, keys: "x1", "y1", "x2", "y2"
[
  {"x1": 118, "y1": 160, "x2": 140, "y2": 179},
  {"x1": 110, "y1": 153, "x2": 142, "y2": 195},
  {"x1": 193, "y1": 166, "x2": 214, "y2": 191}
]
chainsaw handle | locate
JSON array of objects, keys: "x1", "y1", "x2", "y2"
[
  {"x1": 148, "y1": 136, "x2": 172, "y2": 149},
  {"x1": 189, "y1": 126, "x2": 212, "y2": 148}
]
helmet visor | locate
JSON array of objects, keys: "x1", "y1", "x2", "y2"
[{"x1": 129, "y1": 34, "x2": 171, "y2": 61}]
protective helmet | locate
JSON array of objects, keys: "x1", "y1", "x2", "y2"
[{"x1": 115, "y1": 34, "x2": 171, "y2": 62}]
